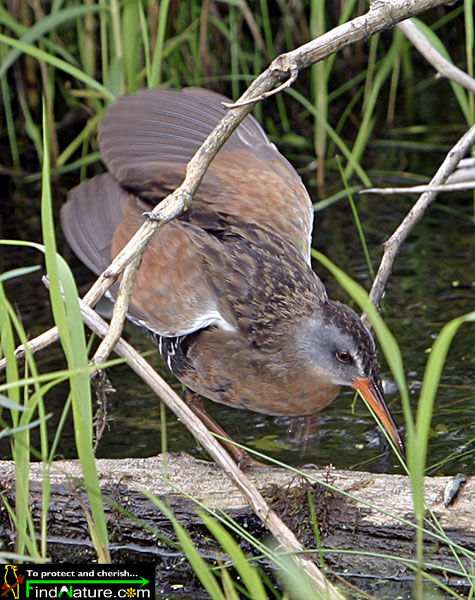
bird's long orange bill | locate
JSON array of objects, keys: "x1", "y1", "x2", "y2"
[{"x1": 352, "y1": 376, "x2": 405, "y2": 457}]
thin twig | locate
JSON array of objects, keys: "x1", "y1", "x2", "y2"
[
  {"x1": 362, "y1": 181, "x2": 475, "y2": 195},
  {"x1": 222, "y1": 66, "x2": 298, "y2": 107},
  {"x1": 0, "y1": 326, "x2": 59, "y2": 372},
  {"x1": 398, "y1": 19, "x2": 475, "y2": 94},
  {"x1": 367, "y1": 122, "x2": 475, "y2": 312},
  {"x1": 92, "y1": 253, "x2": 142, "y2": 366}
]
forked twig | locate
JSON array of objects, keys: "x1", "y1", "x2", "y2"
[
  {"x1": 222, "y1": 65, "x2": 298, "y2": 107},
  {"x1": 367, "y1": 123, "x2": 475, "y2": 312},
  {"x1": 92, "y1": 253, "x2": 142, "y2": 367},
  {"x1": 0, "y1": 0, "x2": 454, "y2": 372}
]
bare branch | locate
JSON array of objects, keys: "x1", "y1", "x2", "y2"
[
  {"x1": 222, "y1": 67, "x2": 299, "y2": 107},
  {"x1": 0, "y1": 325, "x2": 59, "y2": 372},
  {"x1": 367, "y1": 122, "x2": 475, "y2": 311},
  {"x1": 398, "y1": 19, "x2": 475, "y2": 93},
  {"x1": 362, "y1": 181, "x2": 475, "y2": 195},
  {"x1": 1, "y1": 0, "x2": 455, "y2": 372},
  {"x1": 75, "y1": 0, "x2": 461, "y2": 299},
  {"x1": 91, "y1": 254, "x2": 142, "y2": 366}
]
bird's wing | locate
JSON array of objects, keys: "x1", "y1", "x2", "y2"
[
  {"x1": 61, "y1": 173, "x2": 235, "y2": 336},
  {"x1": 98, "y1": 87, "x2": 313, "y2": 261},
  {"x1": 61, "y1": 174, "x2": 124, "y2": 276},
  {"x1": 62, "y1": 87, "x2": 316, "y2": 337}
]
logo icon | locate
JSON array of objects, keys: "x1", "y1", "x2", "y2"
[{"x1": 2, "y1": 565, "x2": 24, "y2": 599}]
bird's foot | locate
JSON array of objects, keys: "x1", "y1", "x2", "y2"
[
  {"x1": 235, "y1": 451, "x2": 269, "y2": 469},
  {"x1": 182, "y1": 388, "x2": 269, "y2": 469}
]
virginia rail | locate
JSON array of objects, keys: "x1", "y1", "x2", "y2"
[{"x1": 61, "y1": 88, "x2": 405, "y2": 462}]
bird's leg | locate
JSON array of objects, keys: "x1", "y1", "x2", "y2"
[
  {"x1": 287, "y1": 414, "x2": 321, "y2": 453},
  {"x1": 182, "y1": 388, "x2": 267, "y2": 468}
]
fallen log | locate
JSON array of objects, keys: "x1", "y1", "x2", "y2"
[{"x1": 0, "y1": 453, "x2": 472, "y2": 594}]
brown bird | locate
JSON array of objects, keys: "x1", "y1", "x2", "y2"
[{"x1": 61, "y1": 88, "x2": 404, "y2": 464}]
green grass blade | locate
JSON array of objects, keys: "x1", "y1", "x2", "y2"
[
  {"x1": 343, "y1": 32, "x2": 400, "y2": 181},
  {"x1": 200, "y1": 512, "x2": 267, "y2": 600},
  {"x1": 0, "y1": 266, "x2": 41, "y2": 282},
  {"x1": 416, "y1": 311, "x2": 475, "y2": 471},
  {"x1": 0, "y1": 34, "x2": 114, "y2": 101},
  {"x1": 0, "y1": 43, "x2": 19, "y2": 167},
  {"x1": 143, "y1": 493, "x2": 226, "y2": 600},
  {"x1": 122, "y1": 0, "x2": 140, "y2": 93},
  {"x1": 138, "y1": 1, "x2": 151, "y2": 87},
  {"x1": 98, "y1": 0, "x2": 109, "y2": 88},
  {"x1": 310, "y1": 0, "x2": 327, "y2": 185},
  {"x1": 0, "y1": 496, "x2": 40, "y2": 558},
  {"x1": 335, "y1": 157, "x2": 375, "y2": 279},
  {"x1": 15, "y1": 77, "x2": 43, "y2": 161},
  {"x1": 0, "y1": 282, "x2": 33, "y2": 557},
  {"x1": 0, "y1": 394, "x2": 27, "y2": 412},
  {"x1": 464, "y1": 0, "x2": 474, "y2": 120},
  {"x1": 2, "y1": 284, "x2": 51, "y2": 557},
  {"x1": 0, "y1": 5, "x2": 78, "y2": 67},
  {"x1": 0, "y1": 281, "x2": 47, "y2": 558},
  {"x1": 56, "y1": 112, "x2": 104, "y2": 169},
  {"x1": 39, "y1": 101, "x2": 109, "y2": 560},
  {"x1": 150, "y1": 0, "x2": 171, "y2": 87},
  {"x1": 0, "y1": 4, "x2": 102, "y2": 78},
  {"x1": 0, "y1": 417, "x2": 50, "y2": 439},
  {"x1": 408, "y1": 311, "x2": 475, "y2": 561},
  {"x1": 287, "y1": 88, "x2": 371, "y2": 187},
  {"x1": 411, "y1": 18, "x2": 471, "y2": 122},
  {"x1": 219, "y1": 565, "x2": 240, "y2": 600}
]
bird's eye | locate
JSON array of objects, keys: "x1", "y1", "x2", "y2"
[{"x1": 336, "y1": 350, "x2": 352, "y2": 363}]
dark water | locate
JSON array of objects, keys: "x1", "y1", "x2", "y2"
[{"x1": 1, "y1": 186, "x2": 473, "y2": 476}]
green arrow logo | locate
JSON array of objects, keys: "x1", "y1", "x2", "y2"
[{"x1": 26, "y1": 578, "x2": 149, "y2": 597}]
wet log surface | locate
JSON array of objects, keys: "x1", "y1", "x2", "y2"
[{"x1": 0, "y1": 453, "x2": 472, "y2": 595}]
